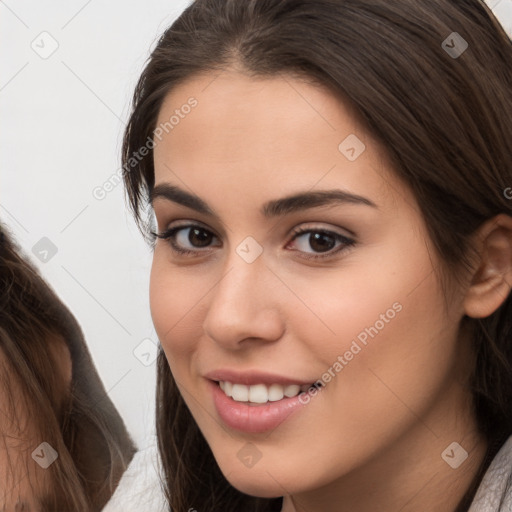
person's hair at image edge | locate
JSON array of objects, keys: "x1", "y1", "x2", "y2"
[
  {"x1": 121, "y1": 0, "x2": 512, "y2": 510},
  {"x1": 0, "y1": 224, "x2": 136, "y2": 511}
]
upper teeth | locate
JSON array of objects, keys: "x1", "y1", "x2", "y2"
[{"x1": 219, "y1": 381, "x2": 310, "y2": 403}]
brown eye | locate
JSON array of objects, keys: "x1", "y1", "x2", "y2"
[
  {"x1": 152, "y1": 224, "x2": 220, "y2": 255},
  {"x1": 288, "y1": 228, "x2": 355, "y2": 260},
  {"x1": 308, "y1": 232, "x2": 337, "y2": 252},
  {"x1": 188, "y1": 227, "x2": 213, "y2": 247}
]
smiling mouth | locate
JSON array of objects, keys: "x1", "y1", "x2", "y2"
[{"x1": 215, "y1": 380, "x2": 319, "y2": 405}]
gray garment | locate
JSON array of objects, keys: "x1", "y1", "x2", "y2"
[{"x1": 469, "y1": 435, "x2": 512, "y2": 512}]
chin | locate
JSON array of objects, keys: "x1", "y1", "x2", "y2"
[
  {"x1": 227, "y1": 478, "x2": 286, "y2": 499},
  {"x1": 217, "y1": 465, "x2": 292, "y2": 498}
]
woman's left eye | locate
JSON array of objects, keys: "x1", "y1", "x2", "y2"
[
  {"x1": 152, "y1": 224, "x2": 355, "y2": 260},
  {"x1": 286, "y1": 228, "x2": 355, "y2": 260}
]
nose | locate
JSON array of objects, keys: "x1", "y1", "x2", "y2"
[{"x1": 202, "y1": 252, "x2": 285, "y2": 350}]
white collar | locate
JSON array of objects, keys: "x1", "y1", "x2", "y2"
[{"x1": 469, "y1": 435, "x2": 512, "y2": 511}]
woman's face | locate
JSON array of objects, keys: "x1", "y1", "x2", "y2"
[{"x1": 150, "y1": 70, "x2": 471, "y2": 499}]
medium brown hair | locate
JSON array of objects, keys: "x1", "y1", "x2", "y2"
[
  {"x1": 121, "y1": 1, "x2": 512, "y2": 510},
  {"x1": 0, "y1": 223, "x2": 136, "y2": 510}
]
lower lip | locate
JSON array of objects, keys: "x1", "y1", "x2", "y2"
[{"x1": 208, "y1": 380, "x2": 314, "y2": 433}]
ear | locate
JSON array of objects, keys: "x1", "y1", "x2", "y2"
[{"x1": 463, "y1": 213, "x2": 512, "y2": 319}]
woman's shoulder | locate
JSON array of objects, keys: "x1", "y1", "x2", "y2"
[
  {"x1": 101, "y1": 441, "x2": 168, "y2": 512},
  {"x1": 469, "y1": 434, "x2": 512, "y2": 512}
]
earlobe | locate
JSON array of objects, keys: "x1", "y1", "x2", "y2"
[{"x1": 463, "y1": 214, "x2": 512, "y2": 319}]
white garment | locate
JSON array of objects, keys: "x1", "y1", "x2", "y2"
[
  {"x1": 469, "y1": 434, "x2": 512, "y2": 512},
  {"x1": 103, "y1": 435, "x2": 512, "y2": 511},
  {"x1": 101, "y1": 443, "x2": 167, "y2": 512}
]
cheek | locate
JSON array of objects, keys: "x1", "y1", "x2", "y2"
[
  {"x1": 285, "y1": 240, "x2": 452, "y2": 408},
  {"x1": 149, "y1": 254, "x2": 215, "y2": 368},
  {"x1": 149, "y1": 257, "x2": 195, "y2": 357},
  {"x1": 280, "y1": 244, "x2": 429, "y2": 362}
]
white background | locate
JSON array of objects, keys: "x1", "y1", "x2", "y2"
[{"x1": 1, "y1": 0, "x2": 511, "y2": 450}]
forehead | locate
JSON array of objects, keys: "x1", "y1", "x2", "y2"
[
  {"x1": 152, "y1": 70, "x2": 406, "y2": 216},
  {"x1": 155, "y1": 69, "x2": 367, "y2": 145}
]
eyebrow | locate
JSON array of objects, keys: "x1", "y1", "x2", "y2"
[{"x1": 149, "y1": 183, "x2": 378, "y2": 219}]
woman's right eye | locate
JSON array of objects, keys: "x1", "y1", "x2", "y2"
[{"x1": 151, "y1": 224, "x2": 220, "y2": 255}]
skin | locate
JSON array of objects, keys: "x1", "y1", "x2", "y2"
[{"x1": 149, "y1": 69, "x2": 512, "y2": 512}]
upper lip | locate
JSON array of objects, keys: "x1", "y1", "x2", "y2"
[{"x1": 204, "y1": 369, "x2": 316, "y2": 386}]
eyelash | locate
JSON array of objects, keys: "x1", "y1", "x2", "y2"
[{"x1": 150, "y1": 223, "x2": 356, "y2": 261}]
